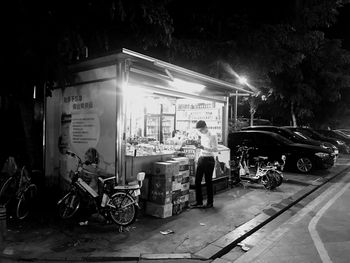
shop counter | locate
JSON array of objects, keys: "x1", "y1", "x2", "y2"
[{"x1": 215, "y1": 145, "x2": 230, "y2": 168}]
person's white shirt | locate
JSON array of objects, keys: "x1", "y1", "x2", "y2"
[{"x1": 199, "y1": 131, "x2": 218, "y2": 157}]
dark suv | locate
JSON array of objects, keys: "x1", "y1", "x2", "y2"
[
  {"x1": 241, "y1": 126, "x2": 338, "y2": 157},
  {"x1": 228, "y1": 130, "x2": 335, "y2": 173}
]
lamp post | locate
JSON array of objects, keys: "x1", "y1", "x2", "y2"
[
  {"x1": 238, "y1": 76, "x2": 249, "y2": 127},
  {"x1": 235, "y1": 90, "x2": 238, "y2": 128}
]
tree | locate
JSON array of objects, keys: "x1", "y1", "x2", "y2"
[{"x1": 267, "y1": 0, "x2": 350, "y2": 126}]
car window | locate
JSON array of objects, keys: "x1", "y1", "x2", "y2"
[
  {"x1": 270, "y1": 133, "x2": 293, "y2": 145},
  {"x1": 228, "y1": 132, "x2": 254, "y2": 148},
  {"x1": 335, "y1": 130, "x2": 349, "y2": 137},
  {"x1": 277, "y1": 130, "x2": 294, "y2": 141},
  {"x1": 337, "y1": 129, "x2": 350, "y2": 136},
  {"x1": 334, "y1": 130, "x2": 350, "y2": 139},
  {"x1": 253, "y1": 132, "x2": 289, "y2": 147},
  {"x1": 299, "y1": 129, "x2": 318, "y2": 139},
  {"x1": 294, "y1": 132, "x2": 308, "y2": 140},
  {"x1": 318, "y1": 130, "x2": 331, "y2": 136},
  {"x1": 306, "y1": 129, "x2": 324, "y2": 138},
  {"x1": 253, "y1": 133, "x2": 273, "y2": 147}
]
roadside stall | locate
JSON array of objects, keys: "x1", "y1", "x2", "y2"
[{"x1": 45, "y1": 48, "x2": 253, "y2": 218}]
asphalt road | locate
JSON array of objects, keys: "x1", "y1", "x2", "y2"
[{"x1": 218, "y1": 160, "x2": 350, "y2": 263}]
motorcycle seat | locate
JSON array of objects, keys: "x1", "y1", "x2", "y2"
[
  {"x1": 254, "y1": 156, "x2": 268, "y2": 162},
  {"x1": 98, "y1": 176, "x2": 115, "y2": 184},
  {"x1": 114, "y1": 184, "x2": 140, "y2": 190}
]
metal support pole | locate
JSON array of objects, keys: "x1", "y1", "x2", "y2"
[
  {"x1": 43, "y1": 83, "x2": 47, "y2": 176},
  {"x1": 234, "y1": 90, "x2": 238, "y2": 130},
  {"x1": 223, "y1": 96, "x2": 229, "y2": 146},
  {"x1": 115, "y1": 60, "x2": 128, "y2": 185}
]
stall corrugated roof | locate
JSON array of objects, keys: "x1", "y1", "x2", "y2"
[{"x1": 68, "y1": 48, "x2": 253, "y2": 98}]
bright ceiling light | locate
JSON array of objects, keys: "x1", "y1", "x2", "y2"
[{"x1": 168, "y1": 78, "x2": 206, "y2": 93}]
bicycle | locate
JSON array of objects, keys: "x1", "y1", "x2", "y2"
[
  {"x1": 230, "y1": 146, "x2": 286, "y2": 190},
  {"x1": 57, "y1": 150, "x2": 145, "y2": 227},
  {"x1": 0, "y1": 157, "x2": 38, "y2": 219}
]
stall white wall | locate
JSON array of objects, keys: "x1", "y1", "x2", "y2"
[{"x1": 45, "y1": 79, "x2": 117, "y2": 189}]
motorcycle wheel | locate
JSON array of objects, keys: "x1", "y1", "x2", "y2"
[
  {"x1": 109, "y1": 192, "x2": 137, "y2": 227},
  {"x1": 262, "y1": 170, "x2": 277, "y2": 190},
  {"x1": 57, "y1": 191, "x2": 81, "y2": 219},
  {"x1": 274, "y1": 172, "x2": 283, "y2": 187},
  {"x1": 266, "y1": 170, "x2": 283, "y2": 187}
]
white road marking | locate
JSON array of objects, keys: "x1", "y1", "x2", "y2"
[
  {"x1": 308, "y1": 181, "x2": 350, "y2": 263},
  {"x1": 234, "y1": 172, "x2": 350, "y2": 263}
]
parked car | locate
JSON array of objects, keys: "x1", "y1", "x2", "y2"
[
  {"x1": 316, "y1": 129, "x2": 350, "y2": 151},
  {"x1": 241, "y1": 126, "x2": 338, "y2": 157},
  {"x1": 228, "y1": 130, "x2": 335, "y2": 173},
  {"x1": 237, "y1": 118, "x2": 272, "y2": 127},
  {"x1": 335, "y1": 129, "x2": 350, "y2": 136},
  {"x1": 283, "y1": 127, "x2": 350, "y2": 154}
]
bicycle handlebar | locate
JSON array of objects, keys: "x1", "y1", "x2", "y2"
[
  {"x1": 66, "y1": 150, "x2": 80, "y2": 160},
  {"x1": 66, "y1": 150, "x2": 95, "y2": 166},
  {"x1": 236, "y1": 145, "x2": 257, "y2": 151}
]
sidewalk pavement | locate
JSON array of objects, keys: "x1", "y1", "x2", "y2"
[
  {"x1": 1, "y1": 157, "x2": 349, "y2": 262},
  {"x1": 215, "y1": 168, "x2": 350, "y2": 263}
]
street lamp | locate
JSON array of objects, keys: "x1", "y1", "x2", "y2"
[
  {"x1": 232, "y1": 76, "x2": 248, "y2": 129},
  {"x1": 238, "y1": 76, "x2": 248, "y2": 85}
]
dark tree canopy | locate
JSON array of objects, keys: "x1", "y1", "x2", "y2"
[{"x1": 7, "y1": 0, "x2": 350, "y2": 123}]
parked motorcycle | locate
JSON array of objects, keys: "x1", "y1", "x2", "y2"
[
  {"x1": 230, "y1": 146, "x2": 286, "y2": 190},
  {"x1": 57, "y1": 150, "x2": 144, "y2": 227}
]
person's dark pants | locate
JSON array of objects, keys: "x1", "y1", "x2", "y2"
[{"x1": 195, "y1": 156, "x2": 215, "y2": 205}]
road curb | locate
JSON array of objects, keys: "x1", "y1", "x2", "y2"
[
  {"x1": 0, "y1": 254, "x2": 142, "y2": 262},
  {"x1": 0, "y1": 254, "x2": 211, "y2": 262},
  {"x1": 1, "y1": 252, "x2": 206, "y2": 262},
  {"x1": 196, "y1": 164, "x2": 350, "y2": 260}
]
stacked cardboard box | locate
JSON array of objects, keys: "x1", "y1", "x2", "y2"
[
  {"x1": 189, "y1": 189, "x2": 196, "y2": 204},
  {"x1": 189, "y1": 158, "x2": 196, "y2": 186},
  {"x1": 146, "y1": 162, "x2": 174, "y2": 218},
  {"x1": 172, "y1": 157, "x2": 190, "y2": 172},
  {"x1": 145, "y1": 201, "x2": 172, "y2": 218},
  {"x1": 172, "y1": 189, "x2": 182, "y2": 215},
  {"x1": 172, "y1": 157, "x2": 190, "y2": 210},
  {"x1": 166, "y1": 159, "x2": 182, "y2": 215},
  {"x1": 145, "y1": 158, "x2": 192, "y2": 218}
]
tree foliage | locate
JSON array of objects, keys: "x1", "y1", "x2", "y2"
[{"x1": 6, "y1": 0, "x2": 350, "y2": 166}]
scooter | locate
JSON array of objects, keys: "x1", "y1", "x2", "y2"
[{"x1": 230, "y1": 146, "x2": 286, "y2": 190}]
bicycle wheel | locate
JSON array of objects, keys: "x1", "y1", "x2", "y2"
[
  {"x1": 57, "y1": 191, "x2": 81, "y2": 219},
  {"x1": 109, "y1": 192, "x2": 137, "y2": 226},
  {"x1": 16, "y1": 184, "x2": 37, "y2": 219},
  {"x1": 0, "y1": 176, "x2": 17, "y2": 206}
]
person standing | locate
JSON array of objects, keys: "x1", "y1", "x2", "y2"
[{"x1": 191, "y1": 120, "x2": 218, "y2": 208}]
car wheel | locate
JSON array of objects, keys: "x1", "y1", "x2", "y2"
[{"x1": 296, "y1": 157, "x2": 313, "y2": 173}]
